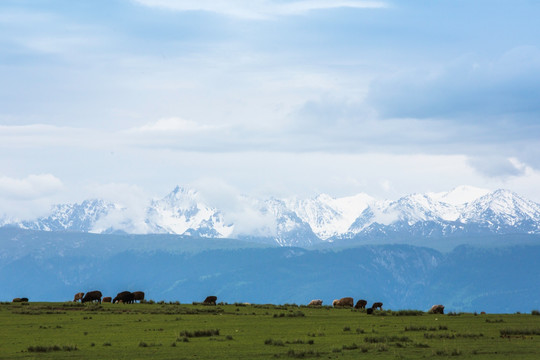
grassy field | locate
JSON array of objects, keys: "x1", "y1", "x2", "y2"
[{"x1": 1, "y1": 302, "x2": 539, "y2": 359}]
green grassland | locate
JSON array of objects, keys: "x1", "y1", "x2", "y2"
[{"x1": 1, "y1": 302, "x2": 539, "y2": 359}]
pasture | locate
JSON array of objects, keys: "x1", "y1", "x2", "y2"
[{"x1": 1, "y1": 302, "x2": 539, "y2": 359}]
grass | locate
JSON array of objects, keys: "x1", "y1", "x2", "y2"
[{"x1": 0, "y1": 302, "x2": 539, "y2": 359}]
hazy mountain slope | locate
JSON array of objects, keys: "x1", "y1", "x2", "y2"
[{"x1": 1, "y1": 230, "x2": 538, "y2": 313}]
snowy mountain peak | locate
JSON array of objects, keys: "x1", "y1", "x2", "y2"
[
  {"x1": 163, "y1": 186, "x2": 199, "y2": 204},
  {"x1": 146, "y1": 186, "x2": 232, "y2": 237},
  {"x1": 460, "y1": 189, "x2": 540, "y2": 228}
]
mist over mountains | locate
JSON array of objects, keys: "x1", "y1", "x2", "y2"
[{"x1": 2, "y1": 185, "x2": 540, "y2": 248}]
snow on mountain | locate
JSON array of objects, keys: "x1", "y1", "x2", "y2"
[
  {"x1": 282, "y1": 193, "x2": 374, "y2": 240},
  {"x1": 428, "y1": 185, "x2": 490, "y2": 206},
  {"x1": 344, "y1": 188, "x2": 540, "y2": 240},
  {"x1": 459, "y1": 189, "x2": 540, "y2": 233},
  {"x1": 4, "y1": 186, "x2": 540, "y2": 246},
  {"x1": 16, "y1": 186, "x2": 233, "y2": 238},
  {"x1": 145, "y1": 186, "x2": 233, "y2": 237},
  {"x1": 261, "y1": 198, "x2": 321, "y2": 247},
  {"x1": 389, "y1": 193, "x2": 459, "y2": 223},
  {"x1": 20, "y1": 199, "x2": 119, "y2": 232},
  {"x1": 348, "y1": 193, "x2": 457, "y2": 235}
]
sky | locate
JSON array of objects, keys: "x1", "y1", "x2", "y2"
[{"x1": 1, "y1": 0, "x2": 540, "y2": 220}]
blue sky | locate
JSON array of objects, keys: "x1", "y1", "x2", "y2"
[{"x1": 1, "y1": 0, "x2": 540, "y2": 219}]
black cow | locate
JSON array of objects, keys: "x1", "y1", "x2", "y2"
[
  {"x1": 355, "y1": 299, "x2": 367, "y2": 309},
  {"x1": 203, "y1": 296, "x2": 217, "y2": 305},
  {"x1": 132, "y1": 291, "x2": 145, "y2": 303},
  {"x1": 114, "y1": 291, "x2": 134, "y2": 304},
  {"x1": 428, "y1": 305, "x2": 445, "y2": 314},
  {"x1": 82, "y1": 291, "x2": 102, "y2": 304}
]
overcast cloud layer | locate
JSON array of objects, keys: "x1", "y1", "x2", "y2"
[{"x1": 1, "y1": 0, "x2": 540, "y2": 219}]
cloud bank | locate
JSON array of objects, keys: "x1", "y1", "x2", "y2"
[
  {"x1": 0, "y1": 174, "x2": 63, "y2": 200},
  {"x1": 133, "y1": 0, "x2": 388, "y2": 19}
]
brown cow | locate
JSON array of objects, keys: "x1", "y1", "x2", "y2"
[
  {"x1": 73, "y1": 292, "x2": 84, "y2": 302},
  {"x1": 82, "y1": 290, "x2": 102, "y2": 304},
  {"x1": 428, "y1": 304, "x2": 444, "y2": 314},
  {"x1": 308, "y1": 299, "x2": 323, "y2": 306},
  {"x1": 133, "y1": 291, "x2": 145, "y2": 303},
  {"x1": 203, "y1": 296, "x2": 217, "y2": 305},
  {"x1": 371, "y1": 302, "x2": 383, "y2": 310},
  {"x1": 355, "y1": 299, "x2": 367, "y2": 309},
  {"x1": 102, "y1": 297, "x2": 112, "y2": 303},
  {"x1": 333, "y1": 297, "x2": 354, "y2": 308}
]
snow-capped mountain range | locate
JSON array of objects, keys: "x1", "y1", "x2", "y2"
[{"x1": 3, "y1": 185, "x2": 540, "y2": 247}]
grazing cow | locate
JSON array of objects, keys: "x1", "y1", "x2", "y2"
[
  {"x1": 73, "y1": 292, "x2": 84, "y2": 302},
  {"x1": 366, "y1": 308, "x2": 374, "y2": 315},
  {"x1": 308, "y1": 299, "x2": 323, "y2": 306},
  {"x1": 372, "y1": 302, "x2": 383, "y2": 310},
  {"x1": 203, "y1": 296, "x2": 217, "y2": 305},
  {"x1": 82, "y1": 291, "x2": 102, "y2": 304},
  {"x1": 428, "y1": 305, "x2": 445, "y2": 314},
  {"x1": 113, "y1": 291, "x2": 134, "y2": 304},
  {"x1": 355, "y1": 299, "x2": 368, "y2": 309},
  {"x1": 333, "y1": 297, "x2": 354, "y2": 308},
  {"x1": 102, "y1": 297, "x2": 112, "y2": 303},
  {"x1": 132, "y1": 291, "x2": 145, "y2": 303},
  {"x1": 12, "y1": 298, "x2": 22, "y2": 303}
]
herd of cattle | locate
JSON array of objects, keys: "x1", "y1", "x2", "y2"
[
  {"x1": 72, "y1": 290, "x2": 146, "y2": 304},
  {"x1": 11, "y1": 293, "x2": 445, "y2": 314},
  {"x1": 310, "y1": 297, "x2": 385, "y2": 314},
  {"x1": 71, "y1": 291, "x2": 218, "y2": 306}
]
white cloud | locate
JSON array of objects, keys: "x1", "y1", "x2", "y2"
[
  {"x1": 133, "y1": 0, "x2": 388, "y2": 19},
  {"x1": 0, "y1": 124, "x2": 105, "y2": 149},
  {"x1": 371, "y1": 207, "x2": 399, "y2": 226},
  {"x1": 468, "y1": 156, "x2": 527, "y2": 178},
  {"x1": 127, "y1": 117, "x2": 218, "y2": 133},
  {"x1": 192, "y1": 178, "x2": 277, "y2": 237},
  {"x1": 0, "y1": 174, "x2": 63, "y2": 200},
  {"x1": 0, "y1": 174, "x2": 64, "y2": 220}
]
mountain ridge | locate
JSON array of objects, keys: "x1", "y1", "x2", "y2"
[{"x1": 3, "y1": 186, "x2": 540, "y2": 247}]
